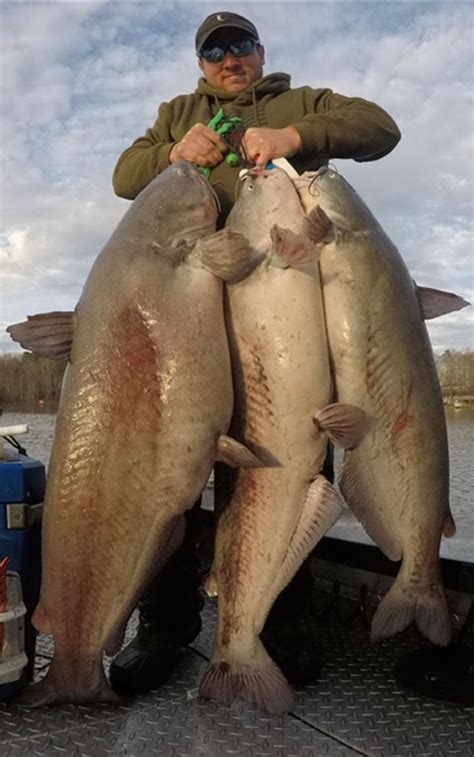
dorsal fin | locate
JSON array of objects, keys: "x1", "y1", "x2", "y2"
[{"x1": 6, "y1": 311, "x2": 75, "y2": 360}]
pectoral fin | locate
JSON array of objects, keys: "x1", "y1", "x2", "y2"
[
  {"x1": 6, "y1": 311, "x2": 75, "y2": 360},
  {"x1": 269, "y1": 224, "x2": 319, "y2": 272},
  {"x1": 340, "y1": 460, "x2": 402, "y2": 561},
  {"x1": 195, "y1": 228, "x2": 261, "y2": 283},
  {"x1": 313, "y1": 403, "x2": 366, "y2": 449},
  {"x1": 415, "y1": 284, "x2": 470, "y2": 320},
  {"x1": 304, "y1": 205, "x2": 335, "y2": 245}
]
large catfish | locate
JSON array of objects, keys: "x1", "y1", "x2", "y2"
[
  {"x1": 7, "y1": 160, "x2": 260, "y2": 705},
  {"x1": 199, "y1": 168, "x2": 364, "y2": 713},
  {"x1": 295, "y1": 166, "x2": 468, "y2": 646}
]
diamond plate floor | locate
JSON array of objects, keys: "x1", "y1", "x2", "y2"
[{"x1": 1, "y1": 596, "x2": 473, "y2": 757}]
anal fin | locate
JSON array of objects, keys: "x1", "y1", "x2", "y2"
[
  {"x1": 339, "y1": 459, "x2": 402, "y2": 561},
  {"x1": 255, "y1": 474, "x2": 342, "y2": 631}
]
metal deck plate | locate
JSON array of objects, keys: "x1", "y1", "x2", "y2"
[{"x1": 1, "y1": 598, "x2": 473, "y2": 756}]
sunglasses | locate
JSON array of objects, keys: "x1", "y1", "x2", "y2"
[{"x1": 199, "y1": 38, "x2": 259, "y2": 64}]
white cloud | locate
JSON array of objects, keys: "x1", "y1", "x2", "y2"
[{"x1": 0, "y1": 0, "x2": 472, "y2": 355}]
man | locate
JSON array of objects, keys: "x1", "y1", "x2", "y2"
[
  {"x1": 113, "y1": 11, "x2": 400, "y2": 224},
  {"x1": 110, "y1": 11, "x2": 401, "y2": 695}
]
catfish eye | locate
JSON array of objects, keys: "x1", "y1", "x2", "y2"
[{"x1": 241, "y1": 177, "x2": 255, "y2": 190}]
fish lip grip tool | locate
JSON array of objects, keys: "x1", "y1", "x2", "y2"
[
  {"x1": 201, "y1": 108, "x2": 247, "y2": 177},
  {"x1": 201, "y1": 110, "x2": 301, "y2": 179}
]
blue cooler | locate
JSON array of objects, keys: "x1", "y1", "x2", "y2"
[{"x1": 0, "y1": 425, "x2": 44, "y2": 701}]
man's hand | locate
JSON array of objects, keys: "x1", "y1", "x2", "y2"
[
  {"x1": 242, "y1": 127, "x2": 302, "y2": 168},
  {"x1": 169, "y1": 123, "x2": 228, "y2": 167}
]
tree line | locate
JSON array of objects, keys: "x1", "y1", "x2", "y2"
[
  {"x1": 436, "y1": 350, "x2": 474, "y2": 398},
  {"x1": 0, "y1": 349, "x2": 473, "y2": 412},
  {"x1": 0, "y1": 353, "x2": 67, "y2": 409}
]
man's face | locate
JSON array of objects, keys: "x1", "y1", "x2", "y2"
[{"x1": 198, "y1": 29, "x2": 265, "y2": 93}]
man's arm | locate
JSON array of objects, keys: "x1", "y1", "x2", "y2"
[
  {"x1": 243, "y1": 88, "x2": 401, "y2": 168},
  {"x1": 112, "y1": 102, "x2": 177, "y2": 200},
  {"x1": 113, "y1": 101, "x2": 227, "y2": 200},
  {"x1": 290, "y1": 89, "x2": 401, "y2": 161}
]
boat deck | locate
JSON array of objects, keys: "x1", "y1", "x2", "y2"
[
  {"x1": 1, "y1": 581, "x2": 473, "y2": 757},
  {"x1": 0, "y1": 419, "x2": 473, "y2": 755}
]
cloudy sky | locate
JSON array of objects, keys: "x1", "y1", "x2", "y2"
[{"x1": 1, "y1": 0, "x2": 472, "y2": 354}]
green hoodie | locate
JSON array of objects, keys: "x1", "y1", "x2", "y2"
[{"x1": 113, "y1": 72, "x2": 400, "y2": 223}]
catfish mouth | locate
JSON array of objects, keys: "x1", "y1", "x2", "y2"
[
  {"x1": 313, "y1": 165, "x2": 331, "y2": 179},
  {"x1": 174, "y1": 160, "x2": 221, "y2": 213},
  {"x1": 192, "y1": 166, "x2": 221, "y2": 214},
  {"x1": 248, "y1": 167, "x2": 272, "y2": 178},
  {"x1": 306, "y1": 164, "x2": 337, "y2": 196},
  {"x1": 306, "y1": 166, "x2": 369, "y2": 233},
  {"x1": 235, "y1": 165, "x2": 309, "y2": 214},
  {"x1": 233, "y1": 167, "x2": 280, "y2": 203},
  {"x1": 302, "y1": 165, "x2": 343, "y2": 210},
  {"x1": 239, "y1": 166, "x2": 280, "y2": 181}
]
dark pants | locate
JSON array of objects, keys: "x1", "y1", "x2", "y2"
[{"x1": 138, "y1": 499, "x2": 203, "y2": 635}]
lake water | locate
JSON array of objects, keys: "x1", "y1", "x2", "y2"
[{"x1": 1, "y1": 406, "x2": 473, "y2": 563}]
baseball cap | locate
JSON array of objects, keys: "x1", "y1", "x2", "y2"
[{"x1": 195, "y1": 11, "x2": 260, "y2": 52}]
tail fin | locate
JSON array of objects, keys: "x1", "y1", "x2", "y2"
[
  {"x1": 371, "y1": 574, "x2": 452, "y2": 647},
  {"x1": 17, "y1": 657, "x2": 120, "y2": 707},
  {"x1": 199, "y1": 638, "x2": 294, "y2": 714}
]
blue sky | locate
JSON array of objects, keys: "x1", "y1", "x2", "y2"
[{"x1": 1, "y1": 1, "x2": 472, "y2": 353}]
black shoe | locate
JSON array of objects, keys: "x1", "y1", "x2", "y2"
[
  {"x1": 394, "y1": 644, "x2": 474, "y2": 706},
  {"x1": 261, "y1": 617, "x2": 322, "y2": 686},
  {"x1": 109, "y1": 612, "x2": 202, "y2": 695}
]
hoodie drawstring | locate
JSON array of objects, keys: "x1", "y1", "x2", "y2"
[{"x1": 252, "y1": 87, "x2": 260, "y2": 127}]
